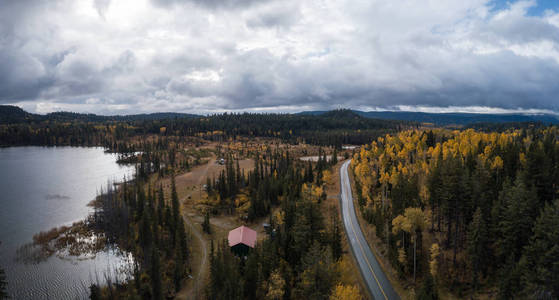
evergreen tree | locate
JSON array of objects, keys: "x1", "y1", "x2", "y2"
[
  {"x1": 174, "y1": 243, "x2": 184, "y2": 292},
  {"x1": 331, "y1": 148, "x2": 338, "y2": 165},
  {"x1": 331, "y1": 212, "x2": 343, "y2": 262},
  {"x1": 494, "y1": 177, "x2": 536, "y2": 263},
  {"x1": 139, "y1": 211, "x2": 153, "y2": 255},
  {"x1": 243, "y1": 249, "x2": 260, "y2": 300},
  {"x1": 157, "y1": 185, "x2": 165, "y2": 226},
  {"x1": 294, "y1": 243, "x2": 337, "y2": 299},
  {"x1": 171, "y1": 176, "x2": 180, "y2": 230},
  {"x1": 467, "y1": 207, "x2": 489, "y2": 291},
  {"x1": 497, "y1": 255, "x2": 521, "y2": 300},
  {"x1": 202, "y1": 211, "x2": 211, "y2": 234},
  {"x1": 89, "y1": 284, "x2": 100, "y2": 300},
  {"x1": 416, "y1": 272, "x2": 438, "y2": 300},
  {"x1": 151, "y1": 248, "x2": 163, "y2": 300},
  {"x1": 520, "y1": 200, "x2": 559, "y2": 299},
  {"x1": 208, "y1": 241, "x2": 242, "y2": 300},
  {"x1": 0, "y1": 265, "x2": 7, "y2": 300},
  {"x1": 177, "y1": 217, "x2": 189, "y2": 262}
]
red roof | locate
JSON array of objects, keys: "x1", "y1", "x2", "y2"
[{"x1": 228, "y1": 226, "x2": 257, "y2": 248}]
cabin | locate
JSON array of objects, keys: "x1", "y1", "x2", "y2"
[{"x1": 228, "y1": 226, "x2": 257, "y2": 256}]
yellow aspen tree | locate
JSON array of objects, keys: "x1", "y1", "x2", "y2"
[
  {"x1": 266, "y1": 270, "x2": 285, "y2": 300},
  {"x1": 429, "y1": 243, "x2": 440, "y2": 278},
  {"x1": 330, "y1": 284, "x2": 361, "y2": 300}
]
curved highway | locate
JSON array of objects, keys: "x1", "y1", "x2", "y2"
[{"x1": 340, "y1": 160, "x2": 400, "y2": 300}]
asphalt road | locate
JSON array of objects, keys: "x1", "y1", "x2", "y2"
[{"x1": 340, "y1": 160, "x2": 400, "y2": 300}]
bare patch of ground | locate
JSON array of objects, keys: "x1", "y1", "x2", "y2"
[{"x1": 162, "y1": 156, "x2": 257, "y2": 300}]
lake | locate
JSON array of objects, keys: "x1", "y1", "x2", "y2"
[{"x1": 0, "y1": 147, "x2": 135, "y2": 299}]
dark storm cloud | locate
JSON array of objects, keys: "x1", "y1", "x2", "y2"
[
  {"x1": 2, "y1": 0, "x2": 559, "y2": 114},
  {"x1": 0, "y1": 0, "x2": 52, "y2": 102},
  {"x1": 0, "y1": 49, "x2": 54, "y2": 101}
]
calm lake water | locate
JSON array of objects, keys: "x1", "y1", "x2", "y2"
[{"x1": 0, "y1": 147, "x2": 135, "y2": 299}]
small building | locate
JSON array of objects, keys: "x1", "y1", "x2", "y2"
[{"x1": 228, "y1": 226, "x2": 257, "y2": 256}]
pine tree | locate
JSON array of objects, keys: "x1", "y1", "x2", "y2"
[
  {"x1": 174, "y1": 241, "x2": 185, "y2": 292},
  {"x1": 151, "y1": 248, "x2": 163, "y2": 300},
  {"x1": 331, "y1": 148, "x2": 338, "y2": 165},
  {"x1": 202, "y1": 211, "x2": 211, "y2": 234},
  {"x1": 89, "y1": 284, "x2": 100, "y2": 300},
  {"x1": 294, "y1": 243, "x2": 337, "y2": 299},
  {"x1": 139, "y1": 211, "x2": 153, "y2": 255},
  {"x1": 0, "y1": 266, "x2": 8, "y2": 300},
  {"x1": 243, "y1": 249, "x2": 260, "y2": 300},
  {"x1": 467, "y1": 207, "x2": 488, "y2": 291},
  {"x1": 416, "y1": 272, "x2": 438, "y2": 300},
  {"x1": 177, "y1": 217, "x2": 189, "y2": 262},
  {"x1": 520, "y1": 200, "x2": 559, "y2": 298},
  {"x1": 331, "y1": 212, "x2": 343, "y2": 262},
  {"x1": 171, "y1": 176, "x2": 180, "y2": 229},
  {"x1": 208, "y1": 241, "x2": 242, "y2": 300},
  {"x1": 494, "y1": 177, "x2": 536, "y2": 263},
  {"x1": 497, "y1": 255, "x2": 521, "y2": 300},
  {"x1": 157, "y1": 185, "x2": 165, "y2": 226}
]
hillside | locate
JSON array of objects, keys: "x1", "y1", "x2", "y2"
[
  {"x1": 0, "y1": 105, "x2": 199, "y2": 124},
  {"x1": 356, "y1": 111, "x2": 559, "y2": 125},
  {"x1": 0, "y1": 106, "x2": 35, "y2": 124},
  {"x1": 299, "y1": 110, "x2": 559, "y2": 125}
]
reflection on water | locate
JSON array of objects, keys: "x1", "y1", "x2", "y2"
[{"x1": 0, "y1": 147, "x2": 136, "y2": 299}]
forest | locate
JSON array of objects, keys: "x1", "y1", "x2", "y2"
[
  {"x1": 352, "y1": 127, "x2": 559, "y2": 299},
  {"x1": 85, "y1": 141, "x2": 357, "y2": 299},
  {"x1": 204, "y1": 148, "x2": 361, "y2": 300},
  {"x1": 0, "y1": 249, "x2": 5, "y2": 299},
  {"x1": 87, "y1": 176, "x2": 191, "y2": 299},
  {"x1": 2, "y1": 105, "x2": 558, "y2": 300},
  {"x1": 0, "y1": 108, "x2": 411, "y2": 148}
]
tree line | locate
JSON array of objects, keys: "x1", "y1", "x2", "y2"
[
  {"x1": 0, "y1": 243, "x2": 6, "y2": 300},
  {"x1": 0, "y1": 109, "x2": 411, "y2": 148}
]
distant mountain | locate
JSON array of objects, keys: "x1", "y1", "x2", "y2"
[
  {"x1": 321, "y1": 109, "x2": 363, "y2": 119},
  {"x1": 300, "y1": 110, "x2": 559, "y2": 125},
  {"x1": 0, "y1": 105, "x2": 200, "y2": 124},
  {"x1": 357, "y1": 111, "x2": 559, "y2": 125},
  {"x1": 0, "y1": 105, "x2": 35, "y2": 123},
  {"x1": 3, "y1": 105, "x2": 558, "y2": 126}
]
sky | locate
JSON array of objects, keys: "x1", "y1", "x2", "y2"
[{"x1": 1, "y1": 0, "x2": 559, "y2": 115}]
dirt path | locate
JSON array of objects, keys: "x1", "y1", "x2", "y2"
[
  {"x1": 175, "y1": 158, "x2": 214, "y2": 300},
  {"x1": 178, "y1": 215, "x2": 208, "y2": 300},
  {"x1": 174, "y1": 157, "x2": 255, "y2": 299}
]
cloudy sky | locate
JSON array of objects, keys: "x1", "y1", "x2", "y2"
[{"x1": 1, "y1": 0, "x2": 559, "y2": 115}]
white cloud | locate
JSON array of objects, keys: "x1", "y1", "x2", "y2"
[{"x1": 1, "y1": 0, "x2": 559, "y2": 114}]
